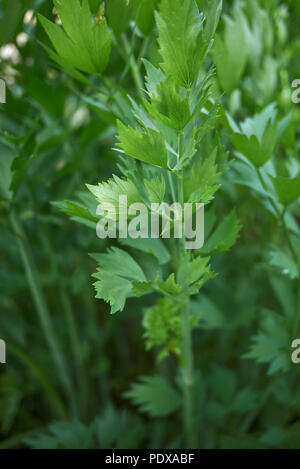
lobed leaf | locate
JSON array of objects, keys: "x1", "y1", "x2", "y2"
[
  {"x1": 117, "y1": 121, "x2": 169, "y2": 169},
  {"x1": 271, "y1": 176, "x2": 300, "y2": 206},
  {"x1": 39, "y1": 0, "x2": 112, "y2": 75},
  {"x1": 200, "y1": 209, "x2": 242, "y2": 255},
  {"x1": 124, "y1": 375, "x2": 181, "y2": 417}
]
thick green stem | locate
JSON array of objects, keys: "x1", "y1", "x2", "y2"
[
  {"x1": 168, "y1": 171, "x2": 177, "y2": 204},
  {"x1": 176, "y1": 138, "x2": 197, "y2": 447},
  {"x1": 181, "y1": 299, "x2": 197, "y2": 448},
  {"x1": 10, "y1": 210, "x2": 77, "y2": 415}
]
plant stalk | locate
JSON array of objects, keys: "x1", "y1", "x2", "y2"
[
  {"x1": 281, "y1": 207, "x2": 298, "y2": 265},
  {"x1": 256, "y1": 167, "x2": 298, "y2": 264},
  {"x1": 8, "y1": 341, "x2": 67, "y2": 419},
  {"x1": 181, "y1": 298, "x2": 197, "y2": 448},
  {"x1": 121, "y1": 34, "x2": 144, "y2": 100},
  {"x1": 10, "y1": 210, "x2": 77, "y2": 415},
  {"x1": 28, "y1": 183, "x2": 87, "y2": 411},
  {"x1": 176, "y1": 143, "x2": 197, "y2": 447}
]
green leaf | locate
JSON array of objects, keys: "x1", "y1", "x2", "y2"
[
  {"x1": 143, "y1": 79, "x2": 191, "y2": 131},
  {"x1": 143, "y1": 59, "x2": 166, "y2": 98},
  {"x1": 124, "y1": 375, "x2": 181, "y2": 417},
  {"x1": 0, "y1": 0, "x2": 26, "y2": 46},
  {"x1": 119, "y1": 238, "x2": 170, "y2": 264},
  {"x1": 39, "y1": 0, "x2": 112, "y2": 75},
  {"x1": 92, "y1": 247, "x2": 146, "y2": 282},
  {"x1": 185, "y1": 148, "x2": 221, "y2": 204},
  {"x1": 143, "y1": 298, "x2": 183, "y2": 359},
  {"x1": 231, "y1": 122, "x2": 277, "y2": 168},
  {"x1": 133, "y1": 0, "x2": 159, "y2": 36},
  {"x1": 106, "y1": 0, "x2": 133, "y2": 36},
  {"x1": 53, "y1": 200, "x2": 98, "y2": 229},
  {"x1": 117, "y1": 121, "x2": 169, "y2": 169},
  {"x1": 203, "y1": 0, "x2": 222, "y2": 43},
  {"x1": 229, "y1": 104, "x2": 278, "y2": 167},
  {"x1": 93, "y1": 272, "x2": 133, "y2": 314},
  {"x1": 229, "y1": 159, "x2": 272, "y2": 199},
  {"x1": 144, "y1": 176, "x2": 166, "y2": 203},
  {"x1": 271, "y1": 176, "x2": 300, "y2": 205},
  {"x1": 156, "y1": 0, "x2": 212, "y2": 87},
  {"x1": 25, "y1": 420, "x2": 92, "y2": 449},
  {"x1": 88, "y1": 0, "x2": 101, "y2": 13},
  {"x1": 132, "y1": 280, "x2": 154, "y2": 297},
  {"x1": 95, "y1": 405, "x2": 146, "y2": 449},
  {"x1": 200, "y1": 209, "x2": 241, "y2": 255},
  {"x1": 177, "y1": 256, "x2": 211, "y2": 290},
  {"x1": 40, "y1": 42, "x2": 98, "y2": 88},
  {"x1": 172, "y1": 132, "x2": 197, "y2": 172},
  {"x1": 157, "y1": 273, "x2": 182, "y2": 295},
  {"x1": 244, "y1": 311, "x2": 290, "y2": 375},
  {"x1": 213, "y1": 5, "x2": 249, "y2": 93},
  {"x1": 91, "y1": 248, "x2": 146, "y2": 313},
  {"x1": 87, "y1": 175, "x2": 142, "y2": 219},
  {"x1": 269, "y1": 275, "x2": 295, "y2": 322}
]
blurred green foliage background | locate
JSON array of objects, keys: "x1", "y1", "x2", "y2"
[{"x1": 0, "y1": 0, "x2": 300, "y2": 449}]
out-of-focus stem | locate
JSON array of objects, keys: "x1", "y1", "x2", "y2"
[
  {"x1": 10, "y1": 210, "x2": 77, "y2": 416},
  {"x1": 121, "y1": 34, "x2": 144, "y2": 100}
]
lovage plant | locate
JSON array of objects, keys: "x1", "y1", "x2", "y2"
[
  {"x1": 58, "y1": 0, "x2": 241, "y2": 447},
  {"x1": 4, "y1": 0, "x2": 300, "y2": 451}
]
